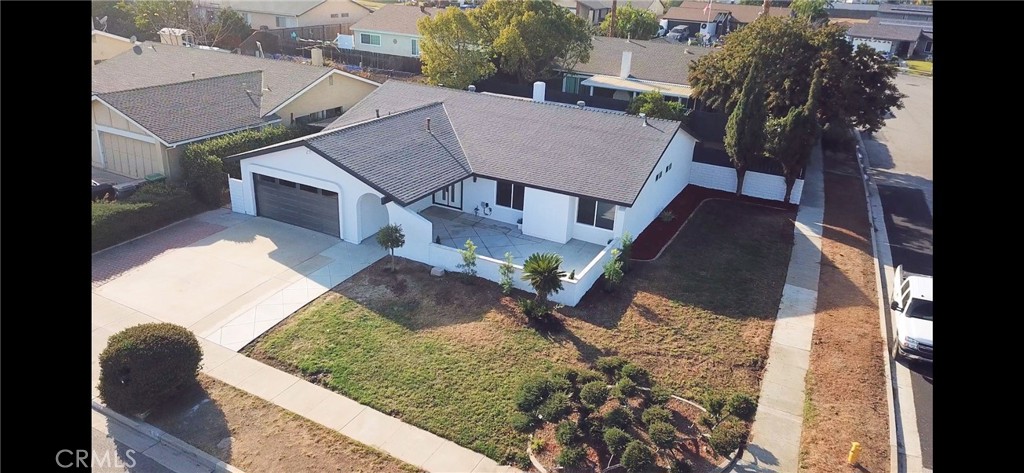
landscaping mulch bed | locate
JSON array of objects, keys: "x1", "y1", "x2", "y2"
[
  {"x1": 631, "y1": 185, "x2": 796, "y2": 260},
  {"x1": 145, "y1": 374, "x2": 420, "y2": 473},
  {"x1": 798, "y1": 147, "x2": 889, "y2": 472}
]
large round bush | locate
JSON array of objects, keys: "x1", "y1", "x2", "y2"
[
  {"x1": 621, "y1": 440, "x2": 653, "y2": 473},
  {"x1": 98, "y1": 323, "x2": 203, "y2": 415}
]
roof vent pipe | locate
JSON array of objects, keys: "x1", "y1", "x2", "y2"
[
  {"x1": 426, "y1": 117, "x2": 431, "y2": 131},
  {"x1": 468, "y1": 85, "x2": 476, "y2": 92},
  {"x1": 619, "y1": 51, "x2": 633, "y2": 79},
  {"x1": 640, "y1": 112, "x2": 648, "y2": 126},
  {"x1": 376, "y1": 109, "x2": 380, "y2": 118},
  {"x1": 577, "y1": 100, "x2": 586, "y2": 109},
  {"x1": 532, "y1": 81, "x2": 546, "y2": 102}
]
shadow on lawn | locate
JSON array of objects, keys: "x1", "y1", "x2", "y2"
[{"x1": 144, "y1": 381, "x2": 232, "y2": 463}]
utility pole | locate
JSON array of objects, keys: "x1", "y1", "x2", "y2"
[
  {"x1": 609, "y1": 0, "x2": 617, "y2": 37},
  {"x1": 762, "y1": 0, "x2": 770, "y2": 17}
]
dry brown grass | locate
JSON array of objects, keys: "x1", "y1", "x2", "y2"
[
  {"x1": 145, "y1": 375, "x2": 420, "y2": 472},
  {"x1": 799, "y1": 151, "x2": 890, "y2": 472}
]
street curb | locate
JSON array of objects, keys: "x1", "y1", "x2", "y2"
[
  {"x1": 852, "y1": 130, "x2": 904, "y2": 473},
  {"x1": 92, "y1": 400, "x2": 246, "y2": 473}
]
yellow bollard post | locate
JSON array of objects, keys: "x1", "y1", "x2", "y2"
[{"x1": 848, "y1": 442, "x2": 862, "y2": 465}]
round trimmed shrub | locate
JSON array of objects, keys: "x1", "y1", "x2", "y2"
[
  {"x1": 556, "y1": 445, "x2": 587, "y2": 467},
  {"x1": 708, "y1": 420, "x2": 748, "y2": 457},
  {"x1": 648, "y1": 421, "x2": 676, "y2": 450},
  {"x1": 620, "y1": 441, "x2": 653, "y2": 473},
  {"x1": 617, "y1": 377, "x2": 638, "y2": 397},
  {"x1": 649, "y1": 384, "x2": 672, "y2": 405},
  {"x1": 555, "y1": 420, "x2": 582, "y2": 447},
  {"x1": 552, "y1": 366, "x2": 580, "y2": 385},
  {"x1": 511, "y1": 412, "x2": 538, "y2": 433},
  {"x1": 98, "y1": 323, "x2": 202, "y2": 415},
  {"x1": 596, "y1": 356, "x2": 628, "y2": 377},
  {"x1": 603, "y1": 427, "x2": 631, "y2": 455},
  {"x1": 580, "y1": 381, "x2": 610, "y2": 408},
  {"x1": 516, "y1": 375, "x2": 553, "y2": 412},
  {"x1": 727, "y1": 393, "x2": 758, "y2": 421},
  {"x1": 576, "y1": 369, "x2": 604, "y2": 386},
  {"x1": 671, "y1": 457, "x2": 694, "y2": 473},
  {"x1": 538, "y1": 391, "x2": 571, "y2": 422},
  {"x1": 581, "y1": 413, "x2": 605, "y2": 438},
  {"x1": 501, "y1": 449, "x2": 531, "y2": 469},
  {"x1": 704, "y1": 393, "x2": 727, "y2": 419},
  {"x1": 641, "y1": 406, "x2": 672, "y2": 426},
  {"x1": 619, "y1": 363, "x2": 649, "y2": 385},
  {"x1": 604, "y1": 406, "x2": 631, "y2": 429}
]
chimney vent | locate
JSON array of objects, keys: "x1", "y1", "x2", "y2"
[
  {"x1": 191, "y1": 72, "x2": 196, "y2": 79},
  {"x1": 640, "y1": 113, "x2": 648, "y2": 126},
  {"x1": 576, "y1": 100, "x2": 586, "y2": 109},
  {"x1": 376, "y1": 109, "x2": 380, "y2": 118},
  {"x1": 619, "y1": 51, "x2": 633, "y2": 79},
  {"x1": 532, "y1": 81, "x2": 546, "y2": 102},
  {"x1": 468, "y1": 85, "x2": 476, "y2": 92},
  {"x1": 426, "y1": 117, "x2": 431, "y2": 131}
]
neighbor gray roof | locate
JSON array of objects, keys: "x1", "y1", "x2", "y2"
[
  {"x1": 95, "y1": 72, "x2": 277, "y2": 145},
  {"x1": 846, "y1": 22, "x2": 922, "y2": 42},
  {"x1": 577, "y1": 0, "x2": 660, "y2": 11},
  {"x1": 350, "y1": 4, "x2": 436, "y2": 36},
  {"x1": 878, "y1": 3, "x2": 932, "y2": 15},
  {"x1": 664, "y1": 3, "x2": 791, "y2": 23},
  {"x1": 214, "y1": 0, "x2": 325, "y2": 17},
  {"x1": 869, "y1": 16, "x2": 933, "y2": 32},
  {"x1": 268, "y1": 81, "x2": 680, "y2": 206},
  {"x1": 306, "y1": 103, "x2": 471, "y2": 205},
  {"x1": 92, "y1": 42, "x2": 335, "y2": 116},
  {"x1": 570, "y1": 36, "x2": 714, "y2": 86}
]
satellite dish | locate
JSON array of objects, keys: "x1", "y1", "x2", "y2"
[{"x1": 97, "y1": 15, "x2": 108, "y2": 31}]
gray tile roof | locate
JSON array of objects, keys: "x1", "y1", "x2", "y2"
[
  {"x1": 306, "y1": 103, "x2": 471, "y2": 205},
  {"x1": 96, "y1": 71, "x2": 276, "y2": 145},
  {"x1": 215, "y1": 0, "x2": 325, "y2": 16},
  {"x1": 577, "y1": 0, "x2": 660, "y2": 11},
  {"x1": 664, "y1": 3, "x2": 791, "y2": 24},
  {"x1": 846, "y1": 22, "x2": 922, "y2": 42},
  {"x1": 350, "y1": 4, "x2": 436, "y2": 36},
  {"x1": 92, "y1": 42, "x2": 334, "y2": 116},
  {"x1": 571, "y1": 36, "x2": 714, "y2": 85},
  {"x1": 302, "y1": 81, "x2": 679, "y2": 206},
  {"x1": 869, "y1": 16, "x2": 933, "y2": 32},
  {"x1": 878, "y1": 3, "x2": 932, "y2": 15}
]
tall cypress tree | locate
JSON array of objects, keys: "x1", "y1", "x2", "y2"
[{"x1": 724, "y1": 58, "x2": 768, "y2": 197}]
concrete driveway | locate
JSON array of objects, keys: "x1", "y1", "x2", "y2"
[{"x1": 93, "y1": 211, "x2": 385, "y2": 349}]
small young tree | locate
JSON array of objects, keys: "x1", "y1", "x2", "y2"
[
  {"x1": 457, "y1": 239, "x2": 479, "y2": 278},
  {"x1": 521, "y1": 252, "x2": 566, "y2": 306},
  {"x1": 375, "y1": 224, "x2": 405, "y2": 272},
  {"x1": 499, "y1": 252, "x2": 516, "y2": 295},
  {"x1": 618, "y1": 232, "x2": 634, "y2": 272},
  {"x1": 603, "y1": 248, "x2": 624, "y2": 292}
]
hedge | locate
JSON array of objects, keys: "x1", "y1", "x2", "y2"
[
  {"x1": 183, "y1": 125, "x2": 303, "y2": 179},
  {"x1": 92, "y1": 183, "x2": 207, "y2": 253}
]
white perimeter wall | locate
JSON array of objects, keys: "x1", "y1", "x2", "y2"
[
  {"x1": 622, "y1": 128, "x2": 696, "y2": 240},
  {"x1": 236, "y1": 146, "x2": 384, "y2": 244},
  {"x1": 687, "y1": 162, "x2": 804, "y2": 204}
]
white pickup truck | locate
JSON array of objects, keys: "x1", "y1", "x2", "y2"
[{"x1": 890, "y1": 265, "x2": 933, "y2": 362}]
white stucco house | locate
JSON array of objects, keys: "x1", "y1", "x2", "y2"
[
  {"x1": 226, "y1": 80, "x2": 698, "y2": 306},
  {"x1": 349, "y1": 4, "x2": 434, "y2": 57}
]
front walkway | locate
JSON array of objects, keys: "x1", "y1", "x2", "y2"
[
  {"x1": 92, "y1": 209, "x2": 522, "y2": 473},
  {"x1": 421, "y1": 205, "x2": 605, "y2": 272},
  {"x1": 734, "y1": 144, "x2": 824, "y2": 473}
]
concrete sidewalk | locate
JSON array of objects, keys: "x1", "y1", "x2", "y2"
[{"x1": 733, "y1": 144, "x2": 824, "y2": 473}]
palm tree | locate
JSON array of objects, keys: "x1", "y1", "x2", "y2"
[{"x1": 521, "y1": 252, "x2": 566, "y2": 305}]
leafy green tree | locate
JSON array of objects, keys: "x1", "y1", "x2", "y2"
[
  {"x1": 626, "y1": 90, "x2": 686, "y2": 121},
  {"x1": 688, "y1": 16, "x2": 903, "y2": 134},
  {"x1": 124, "y1": 0, "x2": 191, "y2": 41},
  {"x1": 599, "y1": 3, "x2": 658, "y2": 39},
  {"x1": 602, "y1": 248, "x2": 624, "y2": 291},
  {"x1": 210, "y1": 7, "x2": 252, "y2": 50},
  {"x1": 724, "y1": 58, "x2": 768, "y2": 196},
  {"x1": 419, "y1": 7, "x2": 496, "y2": 89},
  {"x1": 790, "y1": 0, "x2": 833, "y2": 22},
  {"x1": 521, "y1": 252, "x2": 566, "y2": 305},
  {"x1": 93, "y1": 1, "x2": 138, "y2": 37},
  {"x1": 473, "y1": 0, "x2": 592, "y2": 83},
  {"x1": 376, "y1": 224, "x2": 405, "y2": 272},
  {"x1": 766, "y1": 69, "x2": 822, "y2": 203},
  {"x1": 457, "y1": 239, "x2": 479, "y2": 277}
]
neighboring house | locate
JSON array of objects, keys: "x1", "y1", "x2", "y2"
[
  {"x1": 91, "y1": 42, "x2": 379, "y2": 181},
  {"x1": 200, "y1": 0, "x2": 371, "y2": 29},
  {"x1": 662, "y1": 3, "x2": 792, "y2": 38},
  {"x1": 560, "y1": 36, "x2": 714, "y2": 104},
  {"x1": 875, "y1": 3, "x2": 932, "y2": 22},
  {"x1": 92, "y1": 30, "x2": 134, "y2": 64},
  {"x1": 575, "y1": 0, "x2": 665, "y2": 26},
  {"x1": 845, "y1": 16, "x2": 930, "y2": 58},
  {"x1": 349, "y1": 4, "x2": 435, "y2": 58},
  {"x1": 225, "y1": 80, "x2": 700, "y2": 306},
  {"x1": 552, "y1": 0, "x2": 578, "y2": 14}
]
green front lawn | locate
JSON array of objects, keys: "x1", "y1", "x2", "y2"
[
  {"x1": 906, "y1": 60, "x2": 933, "y2": 74},
  {"x1": 247, "y1": 198, "x2": 796, "y2": 462}
]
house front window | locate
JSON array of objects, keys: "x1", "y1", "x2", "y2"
[
  {"x1": 360, "y1": 33, "x2": 381, "y2": 46},
  {"x1": 495, "y1": 180, "x2": 525, "y2": 211},
  {"x1": 924, "y1": 41, "x2": 932, "y2": 53},
  {"x1": 576, "y1": 198, "x2": 615, "y2": 230},
  {"x1": 412, "y1": 39, "x2": 419, "y2": 56}
]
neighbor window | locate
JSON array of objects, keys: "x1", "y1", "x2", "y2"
[
  {"x1": 495, "y1": 180, "x2": 525, "y2": 210},
  {"x1": 576, "y1": 198, "x2": 615, "y2": 230},
  {"x1": 341, "y1": 12, "x2": 349, "y2": 17},
  {"x1": 564, "y1": 75, "x2": 584, "y2": 94},
  {"x1": 275, "y1": 16, "x2": 288, "y2": 27},
  {"x1": 411, "y1": 39, "x2": 419, "y2": 56},
  {"x1": 666, "y1": 162, "x2": 672, "y2": 172},
  {"x1": 360, "y1": 33, "x2": 381, "y2": 46},
  {"x1": 655, "y1": 171, "x2": 662, "y2": 182},
  {"x1": 924, "y1": 41, "x2": 932, "y2": 53},
  {"x1": 331, "y1": 13, "x2": 339, "y2": 18}
]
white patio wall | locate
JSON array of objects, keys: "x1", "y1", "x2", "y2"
[{"x1": 687, "y1": 162, "x2": 804, "y2": 204}]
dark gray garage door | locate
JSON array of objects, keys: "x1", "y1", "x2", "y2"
[{"x1": 254, "y1": 174, "x2": 341, "y2": 237}]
